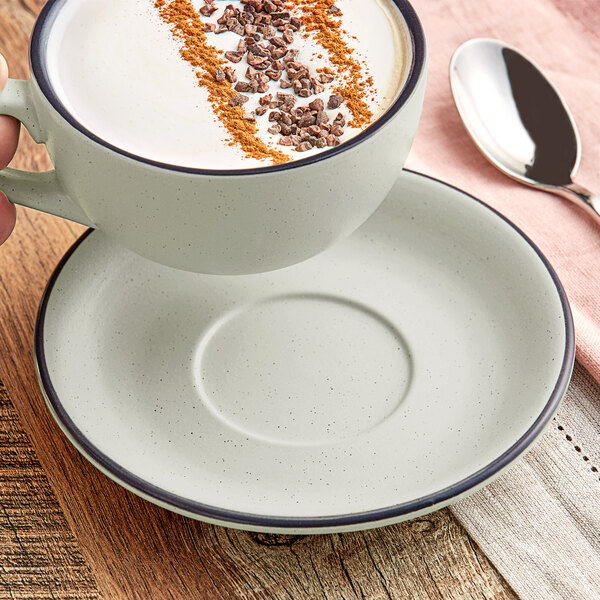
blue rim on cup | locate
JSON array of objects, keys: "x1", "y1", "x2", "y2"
[
  {"x1": 30, "y1": 0, "x2": 427, "y2": 175},
  {"x1": 3, "y1": 0, "x2": 428, "y2": 273}
]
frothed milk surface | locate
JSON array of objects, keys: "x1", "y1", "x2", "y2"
[{"x1": 46, "y1": 0, "x2": 410, "y2": 169}]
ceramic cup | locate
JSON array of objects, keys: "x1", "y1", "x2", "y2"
[{"x1": 0, "y1": 0, "x2": 426, "y2": 274}]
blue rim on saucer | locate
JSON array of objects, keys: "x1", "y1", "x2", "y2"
[{"x1": 34, "y1": 170, "x2": 575, "y2": 532}]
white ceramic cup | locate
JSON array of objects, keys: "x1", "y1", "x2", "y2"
[{"x1": 0, "y1": 0, "x2": 426, "y2": 275}]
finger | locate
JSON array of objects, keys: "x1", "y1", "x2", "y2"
[
  {"x1": 0, "y1": 192, "x2": 16, "y2": 244},
  {"x1": 0, "y1": 55, "x2": 20, "y2": 169}
]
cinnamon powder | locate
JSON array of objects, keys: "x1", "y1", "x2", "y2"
[{"x1": 154, "y1": 0, "x2": 290, "y2": 164}]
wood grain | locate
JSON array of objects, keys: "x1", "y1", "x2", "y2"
[
  {"x1": 0, "y1": 380, "x2": 100, "y2": 600},
  {"x1": 0, "y1": 1, "x2": 519, "y2": 598}
]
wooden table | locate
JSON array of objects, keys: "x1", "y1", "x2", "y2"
[{"x1": 0, "y1": 1, "x2": 517, "y2": 598}]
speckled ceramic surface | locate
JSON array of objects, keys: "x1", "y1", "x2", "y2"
[
  {"x1": 1, "y1": 0, "x2": 426, "y2": 274},
  {"x1": 35, "y1": 171, "x2": 574, "y2": 533}
]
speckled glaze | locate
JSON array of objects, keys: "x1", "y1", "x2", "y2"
[
  {"x1": 0, "y1": 0, "x2": 426, "y2": 275},
  {"x1": 35, "y1": 171, "x2": 574, "y2": 534}
]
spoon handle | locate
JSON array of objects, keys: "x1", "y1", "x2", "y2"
[{"x1": 557, "y1": 182, "x2": 600, "y2": 221}]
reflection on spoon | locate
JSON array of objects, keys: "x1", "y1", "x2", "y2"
[{"x1": 450, "y1": 38, "x2": 599, "y2": 220}]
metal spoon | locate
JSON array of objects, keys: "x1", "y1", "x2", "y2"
[{"x1": 450, "y1": 37, "x2": 599, "y2": 220}]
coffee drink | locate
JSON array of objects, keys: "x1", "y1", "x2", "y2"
[{"x1": 45, "y1": 0, "x2": 412, "y2": 169}]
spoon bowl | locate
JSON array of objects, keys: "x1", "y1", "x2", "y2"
[{"x1": 450, "y1": 38, "x2": 599, "y2": 219}]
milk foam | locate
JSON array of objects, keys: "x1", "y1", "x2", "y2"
[{"x1": 45, "y1": 0, "x2": 410, "y2": 169}]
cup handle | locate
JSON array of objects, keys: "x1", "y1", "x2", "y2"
[{"x1": 0, "y1": 78, "x2": 93, "y2": 226}]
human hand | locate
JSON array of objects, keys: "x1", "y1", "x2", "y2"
[{"x1": 0, "y1": 54, "x2": 21, "y2": 244}]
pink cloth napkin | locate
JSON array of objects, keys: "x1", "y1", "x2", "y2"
[{"x1": 405, "y1": 0, "x2": 600, "y2": 382}]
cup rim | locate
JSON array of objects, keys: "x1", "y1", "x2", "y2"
[{"x1": 30, "y1": 0, "x2": 426, "y2": 176}]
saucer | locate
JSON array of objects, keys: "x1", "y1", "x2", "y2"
[{"x1": 35, "y1": 170, "x2": 574, "y2": 533}]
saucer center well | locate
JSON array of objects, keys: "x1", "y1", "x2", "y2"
[{"x1": 194, "y1": 294, "x2": 412, "y2": 445}]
